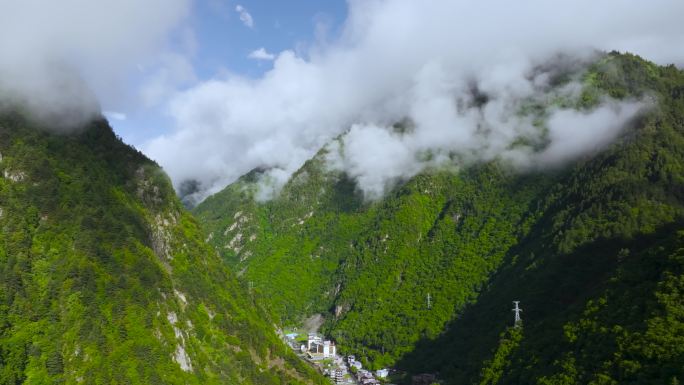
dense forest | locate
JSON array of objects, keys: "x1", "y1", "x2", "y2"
[
  {"x1": 195, "y1": 52, "x2": 684, "y2": 384},
  {"x1": 0, "y1": 114, "x2": 325, "y2": 385},
  {"x1": 1, "y1": 50, "x2": 680, "y2": 385}
]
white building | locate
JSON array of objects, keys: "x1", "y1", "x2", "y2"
[
  {"x1": 323, "y1": 340, "x2": 336, "y2": 358},
  {"x1": 307, "y1": 333, "x2": 322, "y2": 350},
  {"x1": 306, "y1": 333, "x2": 336, "y2": 358}
]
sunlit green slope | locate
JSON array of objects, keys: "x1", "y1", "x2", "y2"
[{"x1": 0, "y1": 113, "x2": 325, "y2": 385}]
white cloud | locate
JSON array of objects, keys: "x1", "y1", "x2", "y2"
[
  {"x1": 539, "y1": 100, "x2": 646, "y2": 165},
  {"x1": 139, "y1": 52, "x2": 197, "y2": 108},
  {"x1": 329, "y1": 124, "x2": 425, "y2": 200},
  {"x1": 0, "y1": 0, "x2": 191, "y2": 129},
  {"x1": 248, "y1": 48, "x2": 276, "y2": 61},
  {"x1": 104, "y1": 111, "x2": 127, "y2": 121},
  {"x1": 146, "y1": 0, "x2": 684, "y2": 202},
  {"x1": 235, "y1": 5, "x2": 254, "y2": 28}
]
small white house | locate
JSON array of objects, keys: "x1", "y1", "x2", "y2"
[
  {"x1": 376, "y1": 369, "x2": 389, "y2": 378},
  {"x1": 323, "y1": 340, "x2": 336, "y2": 358}
]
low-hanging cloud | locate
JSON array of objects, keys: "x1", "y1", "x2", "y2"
[
  {"x1": 146, "y1": 0, "x2": 684, "y2": 202},
  {"x1": 326, "y1": 98, "x2": 647, "y2": 200},
  {"x1": 0, "y1": 0, "x2": 190, "y2": 129}
]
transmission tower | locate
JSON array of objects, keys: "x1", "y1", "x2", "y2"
[{"x1": 512, "y1": 301, "x2": 522, "y2": 327}]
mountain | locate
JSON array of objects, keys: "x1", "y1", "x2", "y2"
[
  {"x1": 0, "y1": 113, "x2": 325, "y2": 385},
  {"x1": 194, "y1": 52, "x2": 684, "y2": 384}
]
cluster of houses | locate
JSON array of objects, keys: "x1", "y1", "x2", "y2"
[
  {"x1": 284, "y1": 332, "x2": 338, "y2": 359},
  {"x1": 347, "y1": 356, "x2": 389, "y2": 385},
  {"x1": 283, "y1": 332, "x2": 393, "y2": 384}
]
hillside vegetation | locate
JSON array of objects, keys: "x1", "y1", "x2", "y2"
[
  {"x1": 0, "y1": 114, "x2": 325, "y2": 385},
  {"x1": 195, "y1": 52, "x2": 684, "y2": 383}
]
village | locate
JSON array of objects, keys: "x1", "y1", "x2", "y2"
[
  {"x1": 281, "y1": 331, "x2": 395, "y2": 385},
  {"x1": 279, "y1": 302, "x2": 524, "y2": 385}
]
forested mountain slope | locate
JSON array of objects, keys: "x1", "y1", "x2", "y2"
[
  {"x1": 401, "y1": 52, "x2": 684, "y2": 383},
  {"x1": 0, "y1": 113, "x2": 325, "y2": 385},
  {"x1": 195, "y1": 52, "x2": 684, "y2": 383}
]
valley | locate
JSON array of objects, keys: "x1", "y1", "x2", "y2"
[
  {"x1": 194, "y1": 52, "x2": 684, "y2": 384},
  {"x1": 2, "y1": 1, "x2": 684, "y2": 383}
]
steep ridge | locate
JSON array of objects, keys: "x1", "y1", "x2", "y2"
[
  {"x1": 0, "y1": 113, "x2": 325, "y2": 385},
  {"x1": 195, "y1": 52, "x2": 684, "y2": 382}
]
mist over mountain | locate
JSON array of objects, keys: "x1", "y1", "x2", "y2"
[
  {"x1": 194, "y1": 52, "x2": 684, "y2": 384},
  {"x1": 0, "y1": 0, "x2": 191, "y2": 129},
  {"x1": 2, "y1": 0, "x2": 683, "y2": 203},
  {"x1": 146, "y1": 0, "x2": 684, "y2": 204},
  {"x1": 1, "y1": 1, "x2": 684, "y2": 385}
]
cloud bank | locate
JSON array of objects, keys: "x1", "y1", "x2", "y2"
[
  {"x1": 0, "y1": 0, "x2": 190, "y2": 129},
  {"x1": 144, "y1": 0, "x2": 684, "y2": 202}
]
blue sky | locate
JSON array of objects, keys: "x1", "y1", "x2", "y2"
[
  {"x1": 193, "y1": 0, "x2": 347, "y2": 78},
  {"x1": 108, "y1": 0, "x2": 348, "y2": 147}
]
